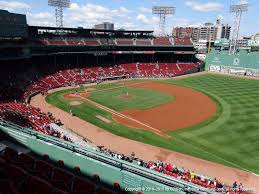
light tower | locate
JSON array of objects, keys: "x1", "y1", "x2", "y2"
[
  {"x1": 48, "y1": 0, "x2": 71, "y2": 28},
  {"x1": 152, "y1": 6, "x2": 175, "y2": 36},
  {"x1": 229, "y1": 2, "x2": 248, "y2": 54}
]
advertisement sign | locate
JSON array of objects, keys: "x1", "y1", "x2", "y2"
[
  {"x1": 229, "y1": 68, "x2": 246, "y2": 75},
  {"x1": 209, "y1": 65, "x2": 221, "y2": 72},
  {"x1": 195, "y1": 54, "x2": 206, "y2": 61},
  {"x1": 214, "y1": 39, "x2": 230, "y2": 47}
]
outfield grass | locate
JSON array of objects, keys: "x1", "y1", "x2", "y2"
[{"x1": 46, "y1": 75, "x2": 259, "y2": 174}]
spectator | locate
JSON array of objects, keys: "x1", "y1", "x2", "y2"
[{"x1": 233, "y1": 181, "x2": 238, "y2": 189}]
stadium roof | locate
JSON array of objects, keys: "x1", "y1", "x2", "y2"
[{"x1": 29, "y1": 25, "x2": 154, "y2": 34}]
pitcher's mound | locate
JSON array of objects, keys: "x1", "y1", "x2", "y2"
[{"x1": 119, "y1": 93, "x2": 134, "y2": 99}]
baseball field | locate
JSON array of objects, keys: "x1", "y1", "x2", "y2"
[{"x1": 46, "y1": 74, "x2": 259, "y2": 174}]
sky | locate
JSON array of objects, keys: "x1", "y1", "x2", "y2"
[{"x1": 0, "y1": 0, "x2": 258, "y2": 36}]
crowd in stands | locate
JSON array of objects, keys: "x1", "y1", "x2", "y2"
[
  {"x1": 47, "y1": 124, "x2": 95, "y2": 149},
  {"x1": 0, "y1": 109, "x2": 32, "y2": 129},
  {"x1": 0, "y1": 102, "x2": 60, "y2": 133},
  {"x1": 98, "y1": 147, "x2": 245, "y2": 193},
  {"x1": 0, "y1": 101, "x2": 93, "y2": 148},
  {"x1": 47, "y1": 125, "x2": 71, "y2": 141}
]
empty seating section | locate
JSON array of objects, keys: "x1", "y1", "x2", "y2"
[
  {"x1": 135, "y1": 39, "x2": 152, "y2": 45},
  {"x1": 154, "y1": 37, "x2": 172, "y2": 45},
  {"x1": 32, "y1": 37, "x2": 195, "y2": 46},
  {"x1": 116, "y1": 38, "x2": 133, "y2": 45},
  {"x1": 120, "y1": 62, "x2": 199, "y2": 77},
  {"x1": 174, "y1": 37, "x2": 192, "y2": 45},
  {"x1": 35, "y1": 38, "x2": 100, "y2": 46},
  {"x1": 47, "y1": 40, "x2": 67, "y2": 45},
  {"x1": 137, "y1": 63, "x2": 157, "y2": 77},
  {"x1": 119, "y1": 63, "x2": 137, "y2": 76},
  {"x1": 83, "y1": 39, "x2": 100, "y2": 45},
  {"x1": 0, "y1": 147, "x2": 117, "y2": 194},
  {"x1": 66, "y1": 40, "x2": 84, "y2": 45},
  {"x1": 99, "y1": 38, "x2": 115, "y2": 45}
]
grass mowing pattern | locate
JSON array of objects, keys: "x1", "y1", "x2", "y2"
[
  {"x1": 89, "y1": 87, "x2": 175, "y2": 111},
  {"x1": 46, "y1": 75, "x2": 259, "y2": 174},
  {"x1": 162, "y1": 74, "x2": 259, "y2": 173}
]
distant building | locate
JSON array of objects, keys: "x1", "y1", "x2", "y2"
[
  {"x1": 173, "y1": 19, "x2": 231, "y2": 49},
  {"x1": 221, "y1": 24, "x2": 231, "y2": 40},
  {"x1": 216, "y1": 19, "x2": 222, "y2": 40},
  {"x1": 173, "y1": 27, "x2": 192, "y2": 38},
  {"x1": 94, "y1": 22, "x2": 114, "y2": 30},
  {"x1": 236, "y1": 36, "x2": 251, "y2": 49},
  {"x1": 193, "y1": 39, "x2": 207, "y2": 50},
  {"x1": 251, "y1": 34, "x2": 259, "y2": 41},
  {"x1": 198, "y1": 22, "x2": 218, "y2": 42},
  {"x1": 191, "y1": 27, "x2": 200, "y2": 43}
]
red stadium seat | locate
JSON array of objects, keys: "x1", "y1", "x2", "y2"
[
  {"x1": 13, "y1": 153, "x2": 36, "y2": 172},
  {"x1": 22, "y1": 176, "x2": 53, "y2": 194},
  {"x1": 52, "y1": 188, "x2": 70, "y2": 194},
  {"x1": 51, "y1": 168, "x2": 74, "y2": 190},
  {"x1": 1, "y1": 147, "x2": 18, "y2": 161},
  {"x1": 72, "y1": 176, "x2": 97, "y2": 193},
  {"x1": 34, "y1": 160, "x2": 54, "y2": 179},
  {"x1": 154, "y1": 37, "x2": 171, "y2": 45},
  {"x1": 97, "y1": 187, "x2": 117, "y2": 194},
  {"x1": 0, "y1": 179, "x2": 20, "y2": 194}
]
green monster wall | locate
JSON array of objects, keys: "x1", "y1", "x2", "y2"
[{"x1": 205, "y1": 49, "x2": 259, "y2": 76}]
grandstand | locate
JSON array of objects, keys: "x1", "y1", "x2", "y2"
[
  {"x1": 1, "y1": 0, "x2": 258, "y2": 192},
  {"x1": 1, "y1": 9, "x2": 239, "y2": 194}
]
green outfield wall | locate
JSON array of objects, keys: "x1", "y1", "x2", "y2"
[{"x1": 205, "y1": 49, "x2": 259, "y2": 76}]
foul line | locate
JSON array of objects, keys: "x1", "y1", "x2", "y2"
[
  {"x1": 81, "y1": 96, "x2": 170, "y2": 139},
  {"x1": 75, "y1": 81, "x2": 171, "y2": 138}
]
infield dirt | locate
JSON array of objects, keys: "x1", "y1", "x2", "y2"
[
  {"x1": 112, "y1": 81, "x2": 217, "y2": 132},
  {"x1": 63, "y1": 81, "x2": 217, "y2": 135}
]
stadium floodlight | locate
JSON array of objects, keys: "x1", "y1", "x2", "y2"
[
  {"x1": 48, "y1": 0, "x2": 71, "y2": 28},
  {"x1": 152, "y1": 6, "x2": 175, "y2": 36},
  {"x1": 229, "y1": 3, "x2": 248, "y2": 54}
]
